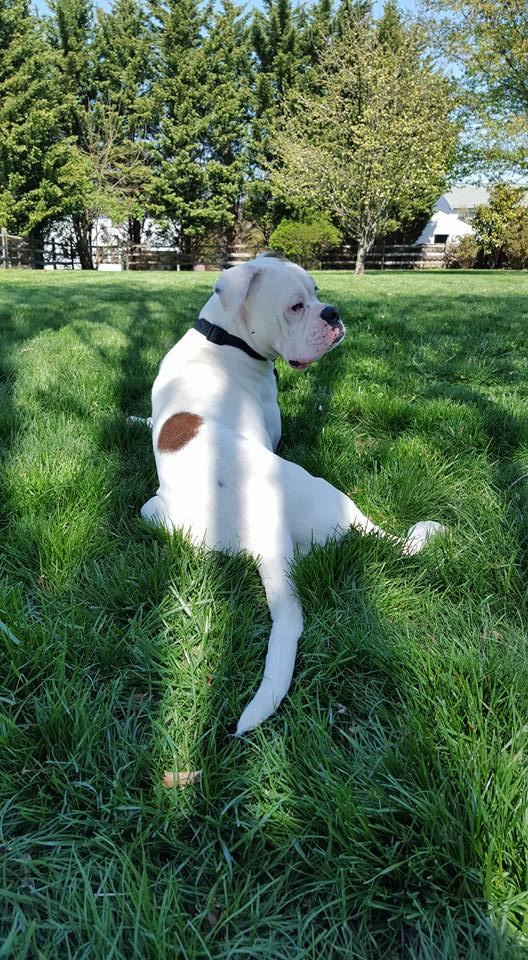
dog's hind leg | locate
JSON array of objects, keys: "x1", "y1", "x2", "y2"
[
  {"x1": 236, "y1": 535, "x2": 303, "y2": 736},
  {"x1": 276, "y1": 459, "x2": 445, "y2": 556}
]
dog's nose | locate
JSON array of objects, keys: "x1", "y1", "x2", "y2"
[{"x1": 320, "y1": 305, "x2": 340, "y2": 327}]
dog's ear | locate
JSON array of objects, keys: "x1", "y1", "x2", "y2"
[{"x1": 214, "y1": 263, "x2": 261, "y2": 322}]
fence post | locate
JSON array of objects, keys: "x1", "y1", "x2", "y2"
[{"x1": 1, "y1": 227, "x2": 9, "y2": 269}]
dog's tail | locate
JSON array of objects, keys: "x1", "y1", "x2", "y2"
[{"x1": 236, "y1": 554, "x2": 303, "y2": 736}]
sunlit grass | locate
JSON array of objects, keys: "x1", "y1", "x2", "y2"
[{"x1": 1, "y1": 268, "x2": 528, "y2": 958}]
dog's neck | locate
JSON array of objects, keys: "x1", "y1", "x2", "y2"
[{"x1": 200, "y1": 294, "x2": 278, "y2": 361}]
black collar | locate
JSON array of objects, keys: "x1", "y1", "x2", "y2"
[{"x1": 194, "y1": 317, "x2": 270, "y2": 363}]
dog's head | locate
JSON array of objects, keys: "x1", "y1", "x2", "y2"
[{"x1": 212, "y1": 255, "x2": 345, "y2": 369}]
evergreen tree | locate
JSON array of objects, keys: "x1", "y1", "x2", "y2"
[
  {"x1": 246, "y1": 0, "x2": 306, "y2": 237},
  {"x1": 334, "y1": 0, "x2": 372, "y2": 37},
  {"x1": 148, "y1": 0, "x2": 209, "y2": 254},
  {"x1": 94, "y1": 0, "x2": 156, "y2": 245},
  {"x1": 377, "y1": 0, "x2": 406, "y2": 50},
  {"x1": 299, "y1": 0, "x2": 335, "y2": 64},
  {"x1": 48, "y1": 0, "x2": 97, "y2": 267},
  {"x1": 0, "y1": 0, "x2": 72, "y2": 257},
  {"x1": 251, "y1": 0, "x2": 303, "y2": 102},
  {"x1": 199, "y1": 0, "x2": 252, "y2": 250}
]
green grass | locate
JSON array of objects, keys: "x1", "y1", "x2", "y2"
[{"x1": 1, "y1": 268, "x2": 528, "y2": 959}]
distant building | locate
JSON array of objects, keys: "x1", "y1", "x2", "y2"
[{"x1": 415, "y1": 185, "x2": 491, "y2": 245}]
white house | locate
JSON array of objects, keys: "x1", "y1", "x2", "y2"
[{"x1": 415, "y1": 185, "x2": 491, "y2": 245}]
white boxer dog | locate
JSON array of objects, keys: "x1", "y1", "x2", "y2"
[{"x1": 141, "y1": 255, "x2": 444, "y2": 735}]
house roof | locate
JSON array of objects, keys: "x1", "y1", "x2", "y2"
[
  {"x1": 443, "y1": 185, "x2": 490, "y2": 209},
  {"x1": 444, "y1": 183, "x2": 528, "y2": 209}
]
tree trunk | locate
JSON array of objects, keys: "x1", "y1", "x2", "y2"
[
  {"x1": 355, "y1": 241, "x2": 366, "y2": 275},
  {"x1": 355, "y1": 223, "x2": 377, "y2": 275},
  {"x1": 128, "y1": 217, "x2": 142, "y2": 246},
  {"x1": 179, "y1": 230, "x2": 194, "y2": 270},
  {"x1": 73, "y1": 213, "x2": 94, "y2": 270},
  {"x1": 28, "y1": 226, "x2": 45, "y2": 270}
]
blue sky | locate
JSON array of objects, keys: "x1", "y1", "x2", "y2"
[{"x1": 34, "y1": 0, "x2": 420, "y2": 20}]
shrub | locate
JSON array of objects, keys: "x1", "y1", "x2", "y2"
[
  {"x1": 505, "y1": 209, "x2": 528, "y2": 268},
  {"x1": 472, "y1": 183, "x2": 527, "y2": 268},
  {"x1": 444, "y1": 234, "x2": 479, "y2": 268},
  {"x1": 268, "y1": 216, "x2": 343, "y2": 269}
]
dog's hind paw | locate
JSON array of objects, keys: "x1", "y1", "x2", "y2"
[{"x1": 403, "y1": 520, "x2": 446, "y2": 556}]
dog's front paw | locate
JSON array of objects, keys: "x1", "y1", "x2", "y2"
[{"x1": 403, "y1": 521, "x2": 447, "y2": 556}]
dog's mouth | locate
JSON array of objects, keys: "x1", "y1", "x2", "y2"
[
  {"x1": 332, "y1": 323, "x2": 345, "y2": 345},
  {"x1": 287, "y1": 323, "x2": 345, "y2": 371},
  {"x1": 288, "y1": 359, "x2": 313, "y2": 371}
]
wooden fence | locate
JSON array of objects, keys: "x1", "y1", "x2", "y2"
[
  {"x1": 0, "y1": 228, "x2": 77, "y2": 269},
  {"x1": 1, "y1": 228, "x2": 448, "y2": 272},
  {"x1": 322, "y1": 243, "x2": 446, "y2": 270}
]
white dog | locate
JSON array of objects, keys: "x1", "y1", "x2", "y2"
[{"x1": 141, "y1": 255, "x2": 444, "y2": 735}]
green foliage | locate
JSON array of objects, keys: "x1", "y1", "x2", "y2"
[
  {"x1": 376, "y1": 0, "x2": 405, "y2": 49},
  {"x1": 505, "y1": 206, "x2": 528, "y2": 269},
  {"x1": 472, "y1": 183, "x2": 528, "y2": 268},
  {"x1": 271, "y1": 15, "x2": 459, "y2": 273},
  {"x1": 147, "y1": 0, "x2": 207, "y2": 251},
  {"x1": 93, "y1": 0, "x2": 156, "y2": 242},
  {"x1": 269, "y1": 215, "x2": 342, "y2": 267},
  {"x1": 197, "y1": 0, "x2": 252, "y2": 245},
  {"x1": 148, "y1": 0, "x2": 251, "y2": 251},
  {"x1": 423, "y1": 0, "x2": 528, "y2": 176},
  {"x1": 334, "y1": 0, "x2": 372, "y2": 37},
  {"x1": 298, "y1": 0, "x2": 334, "y2": 64},
  {"x1": 48, "y1": 0, "x2": 99, "y2": 266},
  {"x1": 0, "y1": 0, "x2": 466, "y2": 266},
  {"x1": 444, "y1": 233, "x2": 479, "y2": 268},
  {"x1": 245, "y1": 0, "x2": 307, "y2": 237},
  {"x1": 0, "y1": 0, "x2": 76, "y2": 239}
]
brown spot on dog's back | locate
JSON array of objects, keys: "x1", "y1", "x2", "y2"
[{"x1": 158, "y1": 412, "x2": 203, "y2": 453}]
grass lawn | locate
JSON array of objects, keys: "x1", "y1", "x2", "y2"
[{"x1": 1, "y1": 268, "x2": 528, "y2": 958}]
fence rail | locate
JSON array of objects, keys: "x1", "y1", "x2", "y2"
[
  {"x1": 1, "y1": 228, "x2": 448, "y2": 272},
  {"x1": 322, "y1": 243, "x2": 446, "y2": 270},
  {"x1": 0, "y1": 228, "x2": 77, "y2": 269}
]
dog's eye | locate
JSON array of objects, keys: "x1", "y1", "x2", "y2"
[{"x1": 291, "y1": 302, "x2": 304, "y2": 312}]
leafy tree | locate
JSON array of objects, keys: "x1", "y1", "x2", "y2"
[
  {"x1": 0, "y1": 0, "x2": 72, "y2": 256},
  {"x1": 423, "y1": 0, "x2": 528, "y2": 175},
  {"x1": 271, "y1": 13, "x2": 458, "y2": 273}
]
